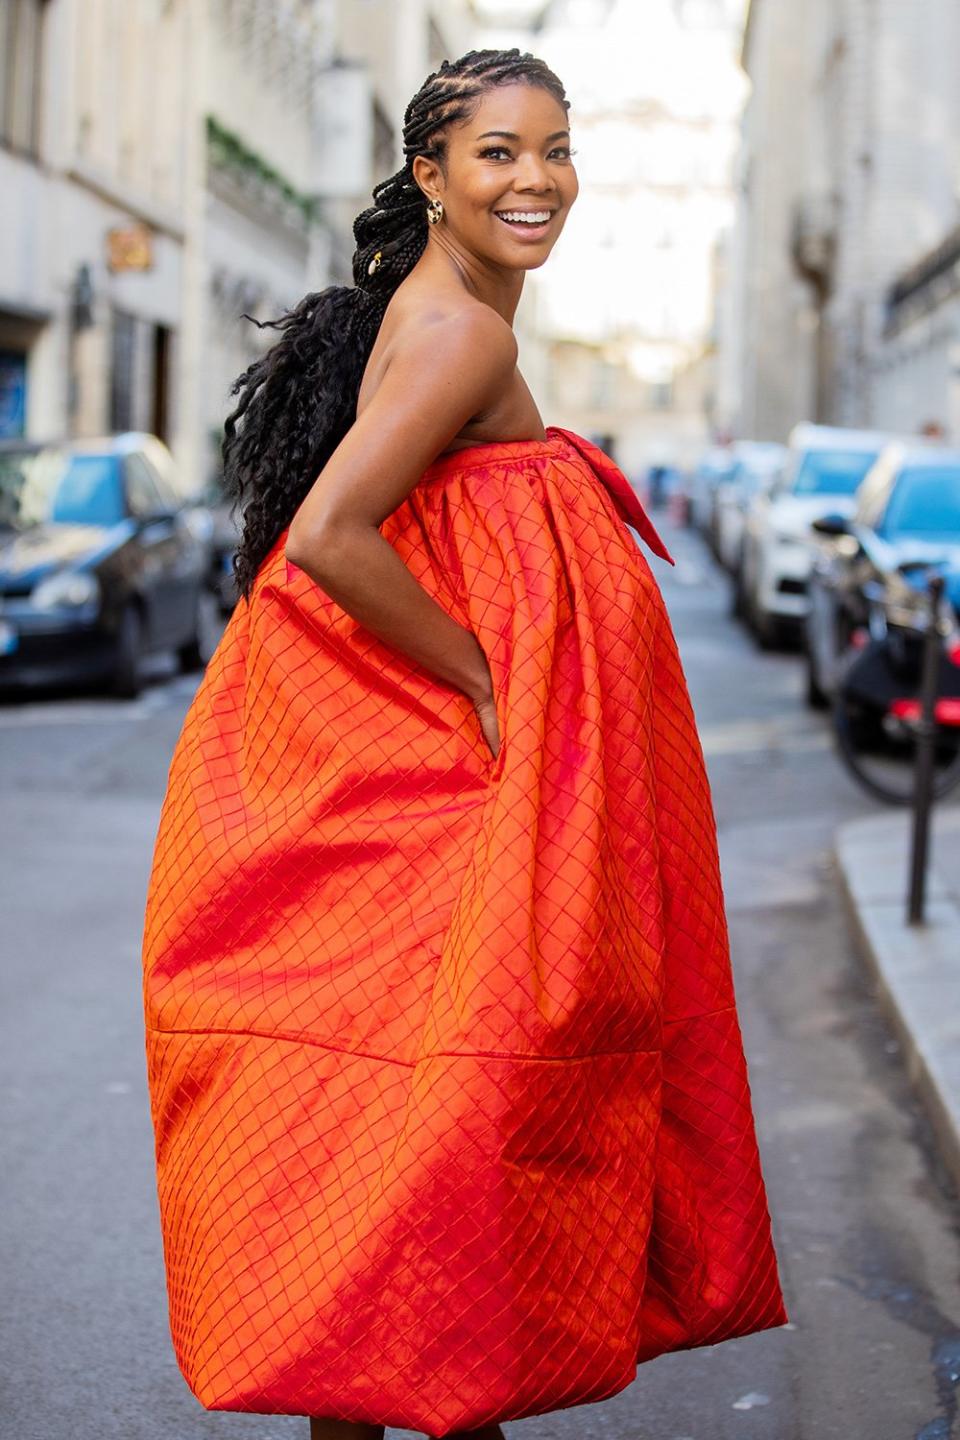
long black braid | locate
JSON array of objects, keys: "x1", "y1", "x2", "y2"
[{"x1": 223, "y1": 47, "x2": 570, "y2": 603}]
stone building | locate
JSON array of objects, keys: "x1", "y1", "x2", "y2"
[
  {"x1": 0, "y1": 0, "x2": 191, "y2": 444},
  {"x1": 0, "y1": 0, "x2": 473, "y2": 488},
  {"x1": 192, "y1": 0, "x2": 473, "y2": 489},
  {"x1": 725, "y1": 0, "x2": 822, "y2": 440},
  {"x1": 727, "y1": 0, "x2": 960, "y2": 440}
]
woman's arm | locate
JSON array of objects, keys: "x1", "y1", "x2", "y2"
[{"x1": 285, "y1": 304, "x2": 518, "y2": 706}]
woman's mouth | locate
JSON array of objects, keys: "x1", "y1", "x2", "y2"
[{"x1": 494, "y1": 209, "x2": 556, "y2": 239}]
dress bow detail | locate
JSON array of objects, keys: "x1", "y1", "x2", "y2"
[{"x1": 549, "y1": 427, "x2": 677, "y2": 566}]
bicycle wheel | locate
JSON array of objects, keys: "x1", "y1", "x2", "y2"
[{"x1": 832, "y1": 638, "x2": 960, "y2": 805}]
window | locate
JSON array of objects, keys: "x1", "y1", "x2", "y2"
[
  {"x1": 0, "y1": 349, "x2": 27, "y2": 437},
  {"x1": 793, "y1": 449, "x2": 880, "y2": 496},
  {"x1": 110, "y1": 310, "x2": 137, "y2": 432},
  {"x1": 125, "y1": 453, "x2": 167, "y2": 518},
  {"x1": 0, "y1": 448, "x2": 124, "y2": 528},
  {"x1": 880, "y1": 468, "x2": 960, "y2": 539},
  {"x1": 142, "y1": 454, "x2": 179, "y2": 513},
  {"x1": 49, "y1": 454, "x2": 124, "y2": 524},
  {"x1": 852, "y1": 460, "x2": 894, "y2": 529},
  {"x1": 0, "y1": 0, "x2": 46, "y2": 155}
]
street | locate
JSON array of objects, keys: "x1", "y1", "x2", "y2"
[{"x1": 2, "y1": 510, "x2": 959, "y2": 1440}]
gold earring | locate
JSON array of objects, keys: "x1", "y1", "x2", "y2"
[
  {"x1": 426, "y1": 197, "x2": 444, "y2": 225},
  {"x1": 366, "y1": 250, "x2": 382, "y2": 276}
]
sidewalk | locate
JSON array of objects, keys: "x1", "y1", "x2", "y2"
[{"x1": 834, "y1": 803, "x2": 960, "y2": 1192}]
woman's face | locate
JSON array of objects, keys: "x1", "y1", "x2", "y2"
[{"x1": 414, "y1": 81, "x2": 578, "y2": 272}]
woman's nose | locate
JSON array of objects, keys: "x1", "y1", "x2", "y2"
[{"x1": 515, "y1": 155, "x2": 555, "y2": 191}]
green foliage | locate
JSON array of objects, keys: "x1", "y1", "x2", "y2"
[{"x1": 206, "y1": 115, "x2": 315, "y2": 223}]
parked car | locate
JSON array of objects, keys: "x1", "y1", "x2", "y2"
[
  {"x1": 0, "y1": 433, "x2": 219, "y2": 697},
  {"x1": 714, "y1": 441, "x2": 788, "y2": 577},
  {"x1": 192, "y1": 474, "x2": 243, "y2": 612},
  {"x1": 643, "y1": 461, "x2": 683, "y2": 511},
  {"x1": 804, "y1": 442, "x2": 960, "y2": 707},
  {"x1": 739, "y1": 422, "x2": 906, "y2": 647},
  {"x1": 688, "y1": 445, "x2": 738, "y2": 535}
]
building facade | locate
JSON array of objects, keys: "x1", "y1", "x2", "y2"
[
  {"x1": 0, "y1": 0, "x2": 191, "y2": 444},
  {"x1": 724, "y1": 0, "x2": 822, "y2": 440},
  {"x1": 727, "y1": 0, "x2": 960, "y2": 441},
  {"x1": 475, "y1": 0, "x2": 749, "y2": 475},
  {"x1": 0, "y1": 0, "x2": 474, "y2": 488}
]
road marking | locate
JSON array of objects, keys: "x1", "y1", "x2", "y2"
[{"x1": 699, "y1": 715, "x2": 832, "y2": 756}]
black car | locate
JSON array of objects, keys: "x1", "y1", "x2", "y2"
[
  {"x1": 804, "y1": 442, "x2": 960, "y2": 708},
  {"x1": 0, "y1": 433, "x2": 219, "y2": 698}
]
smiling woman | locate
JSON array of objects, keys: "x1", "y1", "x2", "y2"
[{"x1": 140, "y1": 46, "x2": 788, "y2": 1440}]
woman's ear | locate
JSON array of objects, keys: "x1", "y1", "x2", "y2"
[{"x1": 412, "y1": 153, "x2": 442, "y2": 203}]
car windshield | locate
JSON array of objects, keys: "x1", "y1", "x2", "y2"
[
  {"x1": 792, "y1": 449, "x2": 879, "y2": 496},
  {"x1": 881, "y1": 467, "x2": 960, "y2": 540},
  {"x1": 0, "y1": 450, "x2": 125, "y2": 531}
]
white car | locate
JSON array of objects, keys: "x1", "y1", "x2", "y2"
[
  {"x1": 714, "y1": 441, "x2": 788, "y2": 574},
  {"x1": 740, "y1": 423, "x2": 905, "y2": 647}
]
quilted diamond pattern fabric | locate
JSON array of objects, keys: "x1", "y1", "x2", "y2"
[{"x1": 140, "y1": 426, "x2": 788, "y2": 1432}]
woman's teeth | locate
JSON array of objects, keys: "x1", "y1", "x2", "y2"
[{"x1": 496, "y1": 211, "x2": 553, "y2": 226}]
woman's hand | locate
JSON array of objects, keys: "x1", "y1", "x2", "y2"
[{"x1": 472, "y1": 692, "x2": 501, "y2": 760}]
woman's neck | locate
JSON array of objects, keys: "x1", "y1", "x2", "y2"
[{"x1": 417, "y1": 233, "x2": 524, "y2": 325}]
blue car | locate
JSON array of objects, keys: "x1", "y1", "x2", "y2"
[
  {"x1": 0, "y1": 433, "x2": 218, "y2": 697},
  {"x1": 804, "y1": 442, "x2": 960, "y2": 708}
]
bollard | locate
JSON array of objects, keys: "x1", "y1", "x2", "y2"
[{"x1": 906, "y1": 573, "x2": 945, "y2": 926}]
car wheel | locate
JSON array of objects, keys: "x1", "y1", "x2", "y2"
[
  {"x1": 731, "y1": 555, "x2": 747, "y2": 619},
  {"x1": 754, "y1": 610, "x2": 780, "y2": 650},
  {"x1": 177, "y1": 587, "x2": 220, "y2": 674},
  {"x1": 111, "y1": 603, "x2": 143, "y2": 699},
  {"x1": 748, "y1": 587, "x2": 780, "y2": 649}
]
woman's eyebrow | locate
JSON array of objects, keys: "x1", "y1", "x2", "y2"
[{"x1": 475, "y1": 129, "x2": 570, "y2": 142}]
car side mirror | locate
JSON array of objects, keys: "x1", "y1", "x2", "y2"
[{"x1": 811, "y1": 513, "x2": 850, "y2": 537}]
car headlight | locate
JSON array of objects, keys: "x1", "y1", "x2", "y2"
[{"x1": 31, "y1": 569, "x2": 101, "y2": 610}]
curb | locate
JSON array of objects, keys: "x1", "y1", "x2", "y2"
[{"x1": 834, "y1": 809, "x2": 960, "y2": 1196}]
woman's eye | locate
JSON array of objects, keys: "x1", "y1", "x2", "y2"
[{"x1": 478, "y1": 146, "x2": 577, "y2": 161}]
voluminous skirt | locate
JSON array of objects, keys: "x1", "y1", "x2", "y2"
[{"x1": 140, "y1": 426, "x2": 788, "y2": 1432}]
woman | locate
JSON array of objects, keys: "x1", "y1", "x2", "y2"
[{"x1": 141, "y1": 48, "x2": 788, "y2": 1440}]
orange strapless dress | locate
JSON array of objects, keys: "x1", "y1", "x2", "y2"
[{"x1": 140, "y1": 426, "x2": 788, "y2": 1431}]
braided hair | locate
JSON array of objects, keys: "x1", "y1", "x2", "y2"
[{"x1": 223, "y1": 47, "x2": 570, "y2": 603}]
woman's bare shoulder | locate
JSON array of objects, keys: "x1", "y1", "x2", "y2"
[
  {"x1": 358, "y1": 287, "x2": 517, "y2": 423},
  {"x1": 384, "y1": 286, "x2": 517, "y2": 362}
]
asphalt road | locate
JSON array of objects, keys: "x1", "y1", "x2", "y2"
[{"x1": 1, "y1": 512, "x2": 958, "y2": 1440}]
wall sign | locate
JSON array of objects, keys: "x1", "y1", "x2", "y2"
[{"x1": 106, "y1": 223, "x2": 154, "y2": 273}]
